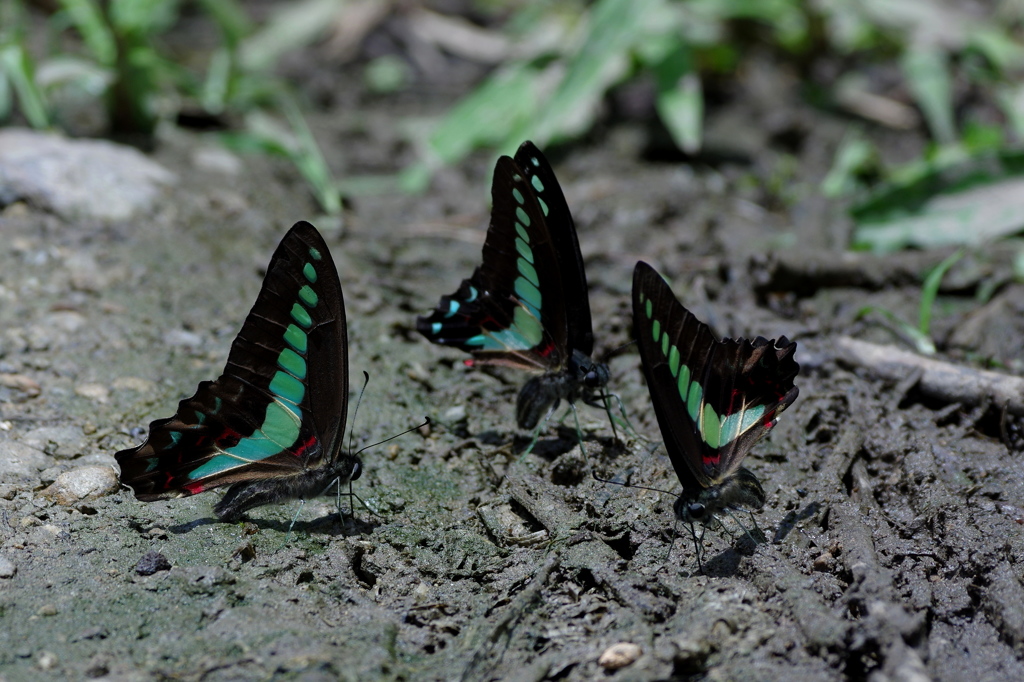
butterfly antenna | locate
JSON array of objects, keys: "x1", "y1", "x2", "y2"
[
  {"x1": 352, "y1": 417, "x2": 430, "y2": 458},
  {"x1": 590, "y1": 470, "x2": 677, "y2": 497},
  {"x1": 599, "y1": 339, "x2": 637, "y2": 362},
  {"x1": 347, "y1": 371, "x2": 372, "y2": 455}
]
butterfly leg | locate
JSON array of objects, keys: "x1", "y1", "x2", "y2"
[{"x1": 689, "y1": 521, "x2": 707, "y2": 574}]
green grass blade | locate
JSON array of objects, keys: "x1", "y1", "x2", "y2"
[{"x1": 918, "y1": 249, "x2": 964, "y2": 337}]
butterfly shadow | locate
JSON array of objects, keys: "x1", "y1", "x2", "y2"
[
  {"x1": 168, "y1": 510, "x2": 380, "y2": 538},
  {"x1": 699, "y1": 536, "x2": 762, "y2": 578}
]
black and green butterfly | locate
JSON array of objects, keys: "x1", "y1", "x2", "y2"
[
  {"x1": 417, "y1": 141, "x2": 610, "y2": 431},
  {"x1": 115, "y1": 222, "x2": 360, "y2": 521},
  {"x1": 631, "y1": 261, "x2": 799, "y2": 569}
]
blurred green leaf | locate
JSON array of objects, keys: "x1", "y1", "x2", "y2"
[
  {"x1": 364, "y1": 55, "x2": 411, "y2": 94},
  {"x1": 529, "y1": 0, "x2": 657, "y2": 144},
  {"x1": 657, "y1": 72, "x2": 702, "y2": 154},
  {"x1": 239, "y1": 0, "x2": 343, "y2": 72},
  {"x1": 0, "y1": 44, "x2": 49, "y2": 128},
  {"x1": 1014, "y1": 248, "x2": 1024, "y2": 282},
  {"x1": 901, "y1": 45, "x2": 956, "y2": 144},
  {"x1": 428, "y1": 64, "x2": 537, "y2": 165},
  {"x1": 201, "y1": 47, "x2": 232, "y2": 114},
  {"x1": 58, "y1": 0, "x2": 116, "y2": 66},
  {"x1": 852, "y1": 150, "x2": 1024, "y2": 251},
  {"x1": 196, "y1": 0, "x2": 252, "y2": 48},
  {"x1": 822, "y1": 133, "x2": 877, "y2": 198}
]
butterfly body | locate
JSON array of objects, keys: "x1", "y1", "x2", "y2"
[
  {"x1": 631, "y1": 261, "x2": 798, "y2": 564},
  {"x1": 116, "y1": 222, "x2": 359, "y2": 521},
  {"x1": 417, "y1": 141, "x2": 610, "y2": 430},
  {"x1": 672, "y1": 467, "x2": 765, "y2": 526},
  {"x1": 516, "y1": 349, "x2": 610, "y2": 429},
  {"x1": 214, "y1": 458, "x2": 361, "y2": 521}
]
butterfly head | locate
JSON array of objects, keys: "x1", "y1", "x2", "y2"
[{"x1": 347, "y1": 456, "x2": 363, "y2": 481}]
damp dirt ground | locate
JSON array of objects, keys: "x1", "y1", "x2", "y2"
[{"x1": 3, "y1": 64, "x2": 1024, "y2": 682}]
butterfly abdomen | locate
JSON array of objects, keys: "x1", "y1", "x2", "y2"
[{"x1": 213, "y1": 456, "x2": 361, "y2": 521}]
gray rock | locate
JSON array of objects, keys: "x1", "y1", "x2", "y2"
[
  {"x1": 0, "y1": 128, "x2": 176, "y2": 221},
  {"x1": 21, "y1": 426, "x2": 87, "y2": 459},
  {"x1": 42, "y1": 466, "x2": 119, "y2": 505},
  {"x1": 0, "y1": 555, "x2": 15, "y2": 578},
  {"x1": 0, "y1": 441, "x2": 54, "y2": 485}
]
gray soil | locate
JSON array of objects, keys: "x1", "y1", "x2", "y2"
[{"x1": 2, "y1": 63, "x2": 1024, "y2": 682}]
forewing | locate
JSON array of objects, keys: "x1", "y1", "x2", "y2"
[
  {"x1": 115, "y1": 222, "x2": 348, "y2": 499},
  {"x1": 417, "y1": 154, "x2": 569, "y2": 372},
  {"x1": 513, "y1": 141, "x2": 594, "y2": 356}
]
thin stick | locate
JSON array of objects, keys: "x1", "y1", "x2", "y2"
[{"x1": 835, "y1": 336, "x2": 1024, "y2": 416}]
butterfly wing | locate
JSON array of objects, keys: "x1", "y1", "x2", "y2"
[
  {"x1": 417, "y1": 153, "x2": 569, "y2": 372},
  {"x1": 632, "y1": 261, "x2": 799, "y2": 491},
  {"x1": 115, "y1": 221, "x2": 348, "y2": 500},
  {"x1": 513, "y1": 141, "x2": 594, "y2": 357}
]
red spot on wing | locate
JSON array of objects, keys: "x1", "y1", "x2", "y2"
[
  {"x1": 464, "y1": 359, "x2": 476, "y2": 367},
  {"x1": 184, "y1": 482, "x2": 205, "y2": 495},
  {"x1": 290, "y1": 435, "x2": 318, "y2": 458},
  {"x1": 537, "y1": 342, "x2": 555, "y2": 358}
]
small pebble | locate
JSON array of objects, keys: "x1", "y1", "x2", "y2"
[
  {"x1": 0, "y1": 554, "x2": 15, "y2": 578},
  {"x1": 598, "y1": 642, "x2": 642, "y2": 670},
  {"x1": 37, "y1": 604, "x2": 58, "y2": 617},
  {"x1": 74, "y1": 383, "x2": 110, "y2": 403},
  {"x1": 36, "y1": 651, "x2": 57, "y2": 670},
  {"x1": 813, "y1": 553, "x2": 833, "y2": 572},
  {"x1": 42, "y1": 466, "x2": 119, "y2": 505},
  {"x1": 135, "y1": 550, "x2": 171, "y2": 576}
]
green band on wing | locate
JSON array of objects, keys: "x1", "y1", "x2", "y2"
[
  {"x1": 515, "y1": 277, "x2": 542, "y2": 312},
  {"x1": 270, "y1": 370, "x2": 305, "y2": 405},
  {"x1": 518, "y1": 258, "x2": 540, "y2": 287},
  {"x1": 687, "y1": 381, "x2": 702, "y2": 422},
  {"x1": 531, "y1": 174, "x2": 544, "y2": 192},
  {"x1": 701, "y1": 407, "x2": 721, "y2": 449},
  {"x1": 465, "y1": 304, "x2": 542, "y2": 351},
  {"x1": 668, "y1": 345, "x2": 680, "y2": 376},
  {"x1": 516, "y1": 207, "x2": 530, "y2": 227},
  {"x1": 284, "y1": 324, "x2": 308, "y2": 353},
  {"x1": 645, "y1": 298, "x2": 653, "y2": 319},
  {"x1": 512, "y1": 188, "x2": 524, "y2": 204},
  {"x1": 190, "y1": 399, "x2": 303, "y2": 478},
  {"x1": 277, "y1": 348, "x2": 307, "y2": 379},
  {"x1": 515, "y1": 237, "x2": 534, "y2": 263},
  {"x1": 291, "y1": 303, "x2": 312, "y2": 328},
  {"x1": 303, "y1": 262, "x2": 317, "y2": 283},
  {"x1": 652, "y1": 319, "x2": 661, "y2": 343},
  {"x1": 719, "y1": 406, "x2": 765, "y2": 446},
  {"x1": 298, "y1": 285, "x2": 318, "y2": 308},
  {"x1": 308, "y1": 247, "x2": 322, "y2": 261}
]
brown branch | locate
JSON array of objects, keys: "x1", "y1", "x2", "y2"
[{"x1": 834, "y1": 337, "x2": 1024, "y2": 416}]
